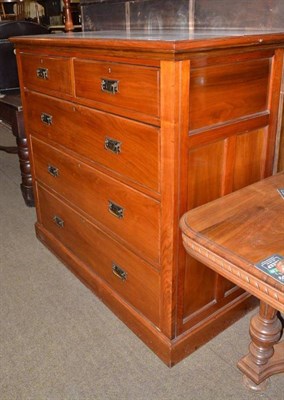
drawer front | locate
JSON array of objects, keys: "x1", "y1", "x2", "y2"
[
  {"x1": 74, "y1": 59, "x2": 159, "y2": 117},
  {"x1": 25, "y1": 91, "x2": 159, "y2": 191},
  {"x1": 37, "y1": 184, "x2": 160, "y2": 326},
  {"x1": 21, "y1": 53, "x2": 72, "y2": 96},
  {"x1": 32, "y1": 138, "x2": 160, "y2": 262}
]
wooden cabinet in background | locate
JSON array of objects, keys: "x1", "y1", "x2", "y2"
[{"x1": 12, "y1": 30, "x2": 284, "y2": 366}]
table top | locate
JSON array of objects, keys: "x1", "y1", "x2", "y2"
[
  {"x1": 11, "y1": 29, "x2": 284, "y2": 54},
  {"x1": 180, "y1": 173, "x2": 284, "y2": 294}
]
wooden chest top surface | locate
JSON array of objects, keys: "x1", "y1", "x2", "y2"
[{"x1": 11, "y1": 29, "x2": 284, "y2": 56}]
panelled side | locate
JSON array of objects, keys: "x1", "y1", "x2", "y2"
[{"x1": 179, "y1": 48, "x2": 283, "y2": 334}]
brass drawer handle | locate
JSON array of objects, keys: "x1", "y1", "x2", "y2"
[
  {"x1": 41, "y1": 113, "x2": 53, "y2": 126},
  {"x1": 53, "y1": 215, "x2": 64, "y2": 228},
  {"x1": 36, "y1": 67, "x2": 48, "y2": 80},
  {"x1": 101, "y1": 78, "x2": 119, "y2": 94},
  {"x1": 105, "y1": 137, "x2": 122, "y2": 154},
  {"x1": 48, "y1": 164, "x2": 59, "y2": 177},
  {"x1": 112, "y1": 263, "x2": 127, "y2": 281},
  {"x1": 108, "y1": 201, "x2": 124, "y2": 219}
]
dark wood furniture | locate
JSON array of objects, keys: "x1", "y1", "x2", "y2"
[
  {"x1": 0, "y1": 0, "x2": 25, "y2": 21},
  {"x1": 0, "y1": 91, "x2": 34, "y2": 206},
  {"x1": 180, "y1": 173, "x2": 284, "y2": 390},
  {"x1": 12, "y1": 29, "x2": 284, "y2": 366},
  {"x1": 0, "y1": 21, "x2": 48, "y2": 206}
]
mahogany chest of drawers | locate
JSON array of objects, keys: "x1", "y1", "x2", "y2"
[{"x1": 12, "y1": 30, "x2": 284, "y2": 366}]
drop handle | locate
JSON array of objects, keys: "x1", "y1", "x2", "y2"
[
  {"x1": 53, "y1": 215, "x2": 64, "y2": 228},
  {"x1": 104, "y1": 137, "x2": 122, "y2": 154},
  {"x1": 41, "y1": 113, "x2": 53, "y2": 126},
  {"x1": 101, "y1": 78, "x2": 119, "y2": 94},
  {"x1": 36, "y1": 67, "x2": 48, "y2": 80},
  {"x1": 108, "y1": 201, "x2": 124, "y2": 219},
  {"x1": 48, "y1": 164, "x2": 59, "y2": 177},
  {"x1": 112, "y1": 263, "x2": 127, "y2": 281}
]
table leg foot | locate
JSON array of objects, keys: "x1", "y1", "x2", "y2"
[
  {"x1": 20, "y1": 184, "x2": 34, "y2": 207},
  {"x1": 0, "y1": 145, "x2": 18, "y2": 153},
  {"x1": 242, "y1": 374, "x2": 270, "y2": 392},
  {"x1": 237, "y1": 303, "x2": 284, "y2": 386}
]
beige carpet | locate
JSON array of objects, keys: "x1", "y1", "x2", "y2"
[{"x1": 0, "y1": 123, "x2": 283, "y2": 400}]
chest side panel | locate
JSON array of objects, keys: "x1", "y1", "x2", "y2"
[{"x1": 179, "y1": 49, "x2": 283, "y2": 332}]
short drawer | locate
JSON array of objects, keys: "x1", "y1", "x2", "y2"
[
  {"x1": 21, "y1": 53, "x2": 72, "y2": 96},
  {"x1": 74, "y1": 59, "x2": 159, "y2": 117},
  {"x1": 32, "y1": 138, "x2": 160, "y2": 263},
  {"x1": 37, "y1": 184, "x2": 160, "y2": 326},
  {"x1": 25, "y1": 91, "x2": 159, "y2": 191}
]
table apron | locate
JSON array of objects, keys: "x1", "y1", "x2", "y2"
[{"x1": 182, "y1": 235, "x2": 284, "y2": 313}]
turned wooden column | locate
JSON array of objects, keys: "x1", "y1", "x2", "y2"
[
  {"x1": 13, "y1": 110, "x2": 34, "y2": 207},
  {"x1": 63, "y1": 0, "x2": 74, "y2": 32},
  {"x1": 238, "y1": 302, "x2": 284, "y2": 390}
]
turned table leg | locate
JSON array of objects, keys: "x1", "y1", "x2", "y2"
[
  {"x1": 12, "y1": 110, "x2": 34, "y2": 207},
  {"x1": 237, "y1": 301, "x2": 284, "y2": 391}
]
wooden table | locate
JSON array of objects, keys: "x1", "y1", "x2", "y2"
[
  {"x1": 180, "y1": 173, "x2": 284, "y2": 390},
  {"x1": 0, "y1": 90, "x2": 34, "y2": 206}
]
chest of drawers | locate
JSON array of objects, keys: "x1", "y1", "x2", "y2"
[{"x1": 12, "y1": 30, "x2": 284, "y2": 366}]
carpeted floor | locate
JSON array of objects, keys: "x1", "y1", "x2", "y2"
[{"x1": 0, "y1": 123, "x2": 283, "y2": 400}]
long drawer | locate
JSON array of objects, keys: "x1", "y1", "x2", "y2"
[
  {"x1": 25, "y1": 91, "x2": 160, "y2": 192},
  {"x1": 37, "y1": 184, "x2": 160, "y2": 326},
  {"x1": 21, "y1": 53, "x2": 73, "y2": 96},
  {"x1": 74, "y1": 59, "x2": 159, "y2": 117},
  {"x1": 32, "y1": 137, "x2": 160, "y2": 263}
]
